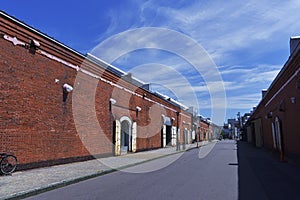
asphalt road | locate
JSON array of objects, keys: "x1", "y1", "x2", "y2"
[{"x1": 25, "y1": 140, "x2": 238, "y2": 200}]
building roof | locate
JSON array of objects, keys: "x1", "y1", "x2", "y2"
[
  {"x1": 0, "y1": 10, "x2": 191, "y2": 112},
  {"x1": 246, "y1": 36, "x2": 300, "y2": 125}
]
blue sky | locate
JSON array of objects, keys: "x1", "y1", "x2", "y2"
[{"x1": 2, "y1": 0, "x2": 299, "y2": 125}]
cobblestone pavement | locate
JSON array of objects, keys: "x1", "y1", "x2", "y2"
[{"x1": 0, "y1": 142, "x2": 210, "y2": 200}]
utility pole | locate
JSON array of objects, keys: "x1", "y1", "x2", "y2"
[{"x1": 237, "y1": 112, "x2": 241, "y2": 140}]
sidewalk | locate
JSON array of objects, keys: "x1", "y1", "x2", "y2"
[
  {"x1": 237, "y1": 141, "x2": 300, "y2": 200},
  {"x1": 0, "y1": 141, "x2": 210, "y2": 200}
]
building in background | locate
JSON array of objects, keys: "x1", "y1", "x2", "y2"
[
  {"x1": 222, "y1": 118, "x2": 239, "y2": 139},
  {"x1": 238, "y1": 113, "x2": 251, "y2": 141},
  {"x1": 197, "y1": 115, "x2": 215, "y2": 141},
  {"x1": 211, "y1": 123, "x2": 222, "y2": 140}
]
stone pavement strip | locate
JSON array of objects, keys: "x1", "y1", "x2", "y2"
[{"x1": 0, "y1": 142, "x2": 210, "y2": 200}]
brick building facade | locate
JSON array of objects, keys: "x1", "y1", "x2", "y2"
[
  {"x1": 0, "y1": 11, "x2": 193, "y2": 170},
  {"x1": 245, "y1": 36, "x2": 300, "y2": 160},
  {"x1": 197, "y1": 116, "x2": 211, "y2": 141}
]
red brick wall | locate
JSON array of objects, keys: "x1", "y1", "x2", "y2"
[
  {"x1": 199, "y1": 121, "x2": 209, "y2": 141},
  {"x1": 247, "y1": 45, "x2": 300, "y2": 158},
  {"x1": 110, "y1": 87, "x2": 183, "y2": 150},
  {"x1": 0, "y1": 14, "x2": 193, "y2": 169},
  {"x1": 0, "y1": 39, "x2": 95, "y2": 166}
]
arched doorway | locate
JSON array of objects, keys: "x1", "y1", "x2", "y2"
[
  {"x1": 161, "y1": 115, "x2": 172, "y2": 147},
  {"x1": 121, "y1": 120, "x2": 130, "y2": 152},
  {"x1": 120, "y1": 116, "x2": 132, "y2": 154},
  {"x1": 274, "y1": 117, "x2": 283, "y2": 152}
]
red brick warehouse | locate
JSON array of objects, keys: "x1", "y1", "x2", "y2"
[
  {"x1": 245, "y1": 36, "x2": 300, "y2": 161},
  {"x1": 0, "y1": 11, "x2": 194, "y2": 170}
]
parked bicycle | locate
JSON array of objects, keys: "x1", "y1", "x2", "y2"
[{"x1": 0, "y1": 152, "x2": 17, "y2": 175}]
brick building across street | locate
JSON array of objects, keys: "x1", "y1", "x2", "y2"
[{"x1": 245, "y1": 36, "x2": 300, "y2": 161}]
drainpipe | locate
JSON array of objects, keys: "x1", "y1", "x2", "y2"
[
  {"x1": 110, "y1": 98, "x2": 116, "y2": 155},
  {"x1": 176, "y1": 111, "x2": 180, "y2": 151}
]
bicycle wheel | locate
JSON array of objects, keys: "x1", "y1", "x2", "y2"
[{"x1": 0, "y1": 155, "x2": 17, "y2": 175}]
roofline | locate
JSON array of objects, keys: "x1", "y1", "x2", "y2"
[
  {"x1": 0, "y1": 10, "x2": 84, "y2": 59},
  {"x1": 1, "y1": 11, "x2": 148, "y2": 87},
  {"x1": 86, "y1": 53, "x2": 126, "y2": 75},
  {"x1": 263, "y1": 37, "x2": 300, "y2": 99},
  {"x1": 248, "y1": 36, "x2": 300, "y2": 121},
  {"x1": 153, "y1": 91, "x2": 189, "y2": 110},
  {"x1": 0, "y1": 10, "x2": 194, "y2": 114},
  {"x1": 87, "y1": 53, "x2": 146, "y2": 85},
  {"x1": 291, "y1": 36, "x2": 300, "y2": 40}
]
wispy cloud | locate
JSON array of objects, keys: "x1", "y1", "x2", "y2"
[
  {"x1": 137, "y1": 0, "x2": 300, "y2": 62},
  {"x1": 221, "y1": 64, "x2": 281, "y2": 83},
  {"x1": 199, "y1": 93, "x2": 261, "y2": 110},
  {"x1": 225, "y1": 93, "x2": 262, "y2": 109},
  {"x1": 92, "y1": 0, "x2": 300, "y2": 121}
]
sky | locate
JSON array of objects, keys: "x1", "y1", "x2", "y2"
[{"x1": 2, "y1": 0, "x2": 300, "y2": 125}]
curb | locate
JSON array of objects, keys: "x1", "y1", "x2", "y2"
[{"x1": 3, "y1": 169, "x2": 116, "y2": 200}]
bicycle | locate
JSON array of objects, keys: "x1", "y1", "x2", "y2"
[{"x1": 0, "y1": 152, "x2": 17, "y2": 175}]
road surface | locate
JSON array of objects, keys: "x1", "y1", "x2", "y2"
[{"x1": 26, "y1": 140, "x2": 238, "y2": 200}]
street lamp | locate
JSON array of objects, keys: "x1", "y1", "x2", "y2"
[{"x1": 135, "y1": 106, "x2": 142, "y2": 120}]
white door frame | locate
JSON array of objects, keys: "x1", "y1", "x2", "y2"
[
  {"x1": 120, "y1": 116, "x2": 132, "y2": 152},
  {"x1": 132, "y1": 122, "x2": 137, "y2": 153},
  {"x1": 274, "y1": 117, "x2": 282, "y2": 152}
]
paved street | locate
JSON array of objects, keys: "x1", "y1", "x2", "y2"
[
  {"x1": 2, "y1": 140, "x2": 300, "y2": 200},
  {"x1": 0, "y1": 142, "x2": 203, "y2": 200},
  {"x1": 25, "y1": 140, "x2": 239, "y2": 200}
]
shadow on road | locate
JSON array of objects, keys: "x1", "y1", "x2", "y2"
[{"x1": 237, "y1": 141, "x2": 300, "y2": 200}]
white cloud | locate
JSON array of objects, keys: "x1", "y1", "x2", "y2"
[
  {"x1": 219, "y1": 64, "x2": 281, "y2": 94},
  {"x1": 245, "y1": 70, "x2": 280, "y2": 83},
  {"x1": 92, "y1": 0, "x2": 300, "y2": 121},
  {"x1": 199, "y1": 93, "x2": 261, "y2": 110},
  {"x1": 225, "y1": 93, "x2": 262, "y2": 109},
  {"x1": 138, "y1": 0, "x2": 300, "y2": 61}
]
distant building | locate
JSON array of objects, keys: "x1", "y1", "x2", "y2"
[
  {"x1": 222, "y1": 124, "x2": 231, "y2": 139},
  {"x1": 238, "y1": 113, "x2": 251, "y2": 141},
  {"x1": 222, "y1": 118, "x2": 239, "y2": 139},
  {"x1": 211, "y1": 123, "x2": 222, "y2": 140},
  {"x1": 196, "y1": 115, "x2": 210, "y2": 141}
]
